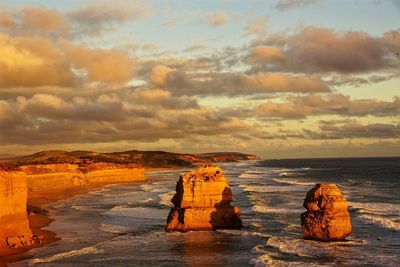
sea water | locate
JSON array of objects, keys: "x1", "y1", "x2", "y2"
[{"x1": 12, "y1": 158, "x2": 400, "y2": 266}]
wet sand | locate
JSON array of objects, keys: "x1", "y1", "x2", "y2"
[{"x1": 0, "y1": 180, "x2": 155, "y2": 266}]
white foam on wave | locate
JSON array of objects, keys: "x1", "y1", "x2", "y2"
[
  {"x1": 159, "y1": 191, "x2": 175, "y2": 207},
  {"x1": 239, "y1": 172, "x2": 265, "y2": 179},
  {"x1": 31, "y1": 246, "x2": 102, "y2": 264},
  {"x1": 252, "y1": 204, "x2": 299, "y2": 214},
  {"x1": 98, "y1": 223, "x2": 130, "y2": 234},
  {"x1": 267, "y1": 236, "x2": 340, "y2": 258},
  {"x1": 266, "y1": 236, "x2": 366, "y2": 257},
  {"x1": 104, "y1": 206, "x2": 167, "y2": 220},
  {"x1": 216, "y1": 229, "x2": 271, "y2": 238},
  {"x1": 140, "y1": 197, "x2": 155, "y2": 204},
  {"x1": 350, "y1": 202, "x2": 400, "y2": 231},
  {"x1": 350, "y1": 202, "x2": 400, "y2": 215},
  {"x1": 249, "y1": 245, "x2": 328, "y2": 267},
  {"x1": 239, "y1": 184, "x2": 304, "y2": 193},
  {"x1": 272, "y1": 178, "x2": 315, "y2": 186},
  {"x1": 358, "y1": 213, "x2": 400, "y2": 231},
  {"x1": 139, "y1": 184, "x2": 168, "y2": 193}
]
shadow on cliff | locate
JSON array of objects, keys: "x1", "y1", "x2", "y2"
[{"x1": 209, "y1": 187, "x2": 242, "y2": 230}]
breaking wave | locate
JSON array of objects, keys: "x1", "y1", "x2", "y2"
[{"x1": 31, "y1": 246, "x2": 102, "y2": 264}]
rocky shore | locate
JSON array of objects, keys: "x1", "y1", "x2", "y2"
[{"x1": 0, "y1": 150, "x2": 259, "y2": 265}]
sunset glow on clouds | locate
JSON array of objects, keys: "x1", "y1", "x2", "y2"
[{"x1": 0, "y1": 0, "x2": 399, "y2": 158}]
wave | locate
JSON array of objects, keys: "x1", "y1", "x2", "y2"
[
  {"x1": 159, "y1": 191, "x2": 175, "y2": 207},
  {"x1": 349, "y1": 202, "x2": 400, "y2": 231},
  {"x1": 140, "y1": 197, "x2": 155, "y2": 204},
  {"x1": 216, "y1": 229, "x2": 271, "y2": 238},
  {"x1": 272, "y1": 178, "x2": 315, "y2": 186},
  {"x1": 239, "y1": 173, "x2": 265, "y2": 179},
  {"x1": 349, "y1": 202, "x2": 400, "y2": 215},
  {"x1": 252, "y1": 204, "x2": 300, "y2": 214},
  {"x1": 98, "y1": 223, "x2": 130, "y2": 234},
  {"x1": 239, "y1": 184, "x2": 305, "y2": 193},
  {"x1": 249, "y1": 245, "x2": 329, "y2": 267},
  {"x1": 139, "y1": 184, "x2": 168, "y2": 193},
  {"x1": 104, "y1": 206, "x2": 168, "y2": 220},
  {"x1": 358, "y1": 213, "x2": 400, "y2": 231},
  {"x1": 31, "y1": 246, "x2": 102, "y2": 264}
]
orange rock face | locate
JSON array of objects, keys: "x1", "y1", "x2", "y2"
[
  {"x1": 301, "y1": 183, "x2": 352, "y2": 241},
  {"x1": 17, "y1": 164, "x2": 146, "y2": 193},
  {"x1": 0, "y1": 171, "x2": 40, "y2": 249},
  {"x1": 166, "y1": 166, "x2": 242, "y2": 232}
]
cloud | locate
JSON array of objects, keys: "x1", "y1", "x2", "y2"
[
  {"x1": 61, "y1": 41, "x2": 135, "y2": 85},
  {"x1": 256, "y1": 94, "x2": 400, "y2": 119},
  {"x1": 246, "y1": 45, "x2": 284, "y2": 64},
  {"x1": 0, "y1": 91, "x2": 256, "y2": 145},
  {"x1": 147, "y1": 64, "x2": 329, "y2": 96},
  {"x1": 243, "y1": 17, "x2": 268, "y2": 37},
  {"x1": 204, "y1": 12, "x2": 229, "y2": 27},
  {"x1": 21, "y1": 6, "x2": 69, "y2": 34},
  {"x1": 183, "y1": 44, "x2": 209, "y2": 53},
  {"x1": 68, "y1": 0, "x2": 151, "y2": 36},
  {"x1": 303, "y1": 121, "x2": 400, "y2": 139},
  {"x1": 0, "y1": 33, "x2": 75, "y2": 87},
  {"x1": 0, "y1": 11, "x2": 15, "y2": 28},
  {"x1": 0, "y1": 2, "x2": 150, "y2": 38},
  {"x1": 275, "y1": 0, "x2": 320, "y2": 11},
  {"x1": 250, "y1": 26, "x2": 400, "y2": 74},
  {"x1": 0, "y1": 33, "x2": 136, "y2": 87}
]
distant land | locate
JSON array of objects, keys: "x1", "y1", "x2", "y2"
[{"x1": 0, "y1": 150, "x2": 261, "y2": 170}]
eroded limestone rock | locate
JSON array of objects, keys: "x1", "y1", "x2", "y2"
[
  {"x1": 166, "y1": 166, "x2": 242, "y2": 232},
  {"x1": 301, "y1": 183, "x2": 352, "y2": 241},
  {"x1": 0, "y1": 171, "x2": 36, "y2": 248}
]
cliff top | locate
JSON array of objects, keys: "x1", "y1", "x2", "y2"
[{"x1": 0, "y1": 150, "x2": 260, "y2": 170}]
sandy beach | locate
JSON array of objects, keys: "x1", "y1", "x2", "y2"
[{"x1": 0, "y1": 182, "x2": 143, "y2": 266}]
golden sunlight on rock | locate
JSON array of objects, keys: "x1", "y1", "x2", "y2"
[
  {"x1": 301, "y1": 183, "x2": 352, "y2": 241},
  {"x1": 166, "y1": 166, "x2": 242, "y2": 232},
  {"x1": 0, "y1": 172, "x2": 38, "y2": 249}
]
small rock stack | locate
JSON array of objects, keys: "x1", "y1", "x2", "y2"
[
  {"x1": 301, "y1": 183, "x2": 352, "y2": 241},
  {"x1": 166, "y1": 166, "x2": 242, "y2": 232}
]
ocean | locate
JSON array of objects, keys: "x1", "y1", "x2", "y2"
[{"x1": 12, "y1": 157, "x2": 400, "y2": 266}]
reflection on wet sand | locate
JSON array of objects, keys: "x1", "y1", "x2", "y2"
[{"x1": 172, "y1": 231, "x2": 238, "y2": 267}]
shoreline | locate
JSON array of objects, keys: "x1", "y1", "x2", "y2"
[{"x1": 0, "y1": 168, "x2": 174, "y2": 267}]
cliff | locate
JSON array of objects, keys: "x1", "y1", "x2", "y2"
[
  {"x1": 0, "y1": 171, "x2": 39, "y2": 249},
  {"x1": 17, "y1": 163, "x2": 146, "y2": 193},
  {"x1": 301, "y1": 183, "x2": 352, "y2": 241},
  {"x1": 166, "y1": 166, "x2": 242, "y2": 232}
]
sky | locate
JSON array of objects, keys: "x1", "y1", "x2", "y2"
[{"x1": 0, "y1": 0, "x2": 399, "y2": 159}]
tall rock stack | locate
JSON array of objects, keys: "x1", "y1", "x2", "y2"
[
  {"x1": 301, "y1": 183, "x2": 352, "y2": 241},
  {"x1": 166, "y1": 166, "x2": 242, "y2": 232}
]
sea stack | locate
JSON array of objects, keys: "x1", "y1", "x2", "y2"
[
  {"x1": 166, "y1": 166, "x2": 242, "y2": 232},
  {"x1": 301, "y1": 183, "x2": 352, "y2": 241}
]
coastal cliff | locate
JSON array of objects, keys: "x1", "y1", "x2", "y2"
[
  {"x1": 18, "y1": 164, "x2": 146, "y2": 193},
  {"x1": 0, "y1": 171, "x2": 38, "y2": 249}
]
